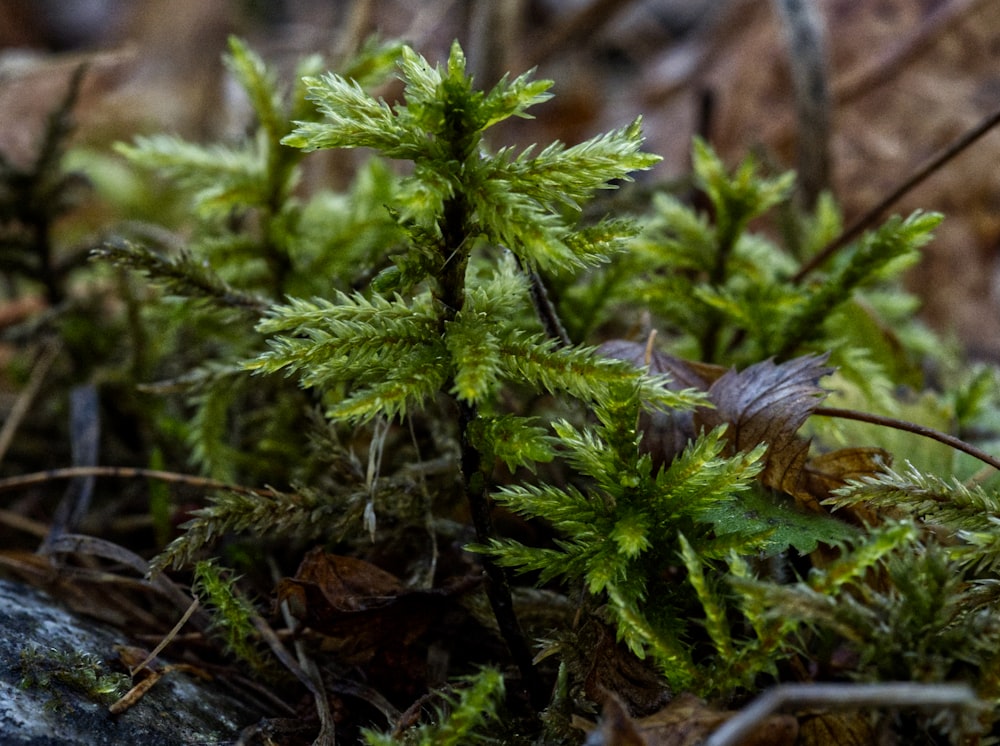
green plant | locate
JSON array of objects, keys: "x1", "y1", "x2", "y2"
[
  {"x1": 102, "y1": 37, "x2": 406, "y2": 487},
  {"x1": 19, "y1": 645, "x2": 131, "y2": 712},
  {"x1": 191, "y1": 560, "x2": 274, "y2": 677},
  {"x1": 362, "y1": 668, "x2": 505, "y2": 746},
  {"x1": 91, "y1": 35, "x2": 1000, "y2": 744}
]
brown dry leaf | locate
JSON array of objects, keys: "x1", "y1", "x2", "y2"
[
  {"x1": 598, "y1": 339, "x2": 727, "y2": 391},
  {"x1": 601, "y1": 343, "x2": 890, "y2": 510},
  {"x1": 802, "y1": 446, "x2": 892, "y2": 524},
  {"x1": 695, "y1": 354, "x2": 834, "y2": 510},
  {"x1": 578, "y1": 618, "x2": 671, "y2": 718},
  {"x1": 590, "y1": 692, "x2": 798, "y2": 746},
  {"x1": 276, "y1": 548, "x2": 478, "y2": 666},
  {"x1": 797, "y1": 710, "x2": 877, "y2": 746},
  {"x1": 802, "y1": 447, "x2": 891, "y2": 496}
]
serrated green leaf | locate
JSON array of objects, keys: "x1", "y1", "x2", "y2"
[{"x1": 702, "y1": 487, "x2": 859, "y2": 556}]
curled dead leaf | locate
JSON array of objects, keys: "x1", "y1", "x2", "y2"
[
  {"x1": 598, "y1": 339, "x2": 725, "y2": 468},
  {"x1": 694, "y1": 354, "x2": 834, "y2": 509},
  {"x1": 276, "y1": 548, "x2": 479, "y2": 666},
  {"x1": 601, "y1": 343, "x2": 891, "y2": 511}
]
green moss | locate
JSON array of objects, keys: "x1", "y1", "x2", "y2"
[{"x1": 18, "y1": 646, "x2": 130, "y2": 712}]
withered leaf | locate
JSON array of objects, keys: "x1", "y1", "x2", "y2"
[
  {"x1": 578, "y1": 617, "x2": 671, "y2": 717},
  {"x1": 695, "y1": 354, "x2": 834, "y2": 510},
  {"x1": 602, "y1": 343, "x2": 890, "y2": 512},
  {"x1": 598, "y1": 339, "x2": 726, "y2": 467},
  {"x1": 803, "y1": 447, "x2": 892, "y2": 524},
  {"x1": 597, "y1": 339, "x2": 727, "y2": 391},
  {"x1": 276, "y1": 548, "x2": 478, "y2": 666},
  {"x1": 802, "y1": 447, "x2": 891, "y2": 497},
  {"x1": 797, "y1": 710, "x2": 875, "y2": 746}
]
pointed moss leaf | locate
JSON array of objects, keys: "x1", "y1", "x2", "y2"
[
  {"x1": 653, "y1": 428, "x2": 766, "y2": 516},
  {"x1": 775, "y1": 210, "x2": 941, "y2": 358},
  {"x1": 485, "y1": 119, "x2": 660, "y2": 213},
  {"x1": 225, "y1": 37, "x2": 283, "y2": 142},
  {"x1": 326, "y1": 345, "x2": 448, "y2": 423},
  {"x1": 679, "y1": 533, "x2": 733, "y2": 659},
  {"x1": 396, "y1": 43, "x2": 446, "y2": 109},
  {"x1": 446, "y1": 313, "x2": 502, "y2": 403},
  {"x1": 811, "y1": 520, "x2": 920, "y2": 594},
  {"x1": 94, "y1": 239, "x2": 268, "y2": 312},
  {"x1": 446, "y1": 258, "x2": 536, "y2": 403},
  {"x1": 523, "y1": 118, "x2": 661, "y2": 209},
  {"x1": 828, "y1": 461, "x2": 1000, "y2": 571},
  {"x1": 467, "y1": 414, "x2": 555, "y2": 472},
  {"x1": 701, "y1": 487, "x2": 859, "y2": 556},
  {"x1": 480, "y1": 69, "x2": 554, "y2": 127},
  {"x1": 499, "y1": 334, "x2": 702, "y2": 410},
  {"x1": 282, "y1": 73, "x2": 422, "y2": 159},
  {"x1": 638, "y1": 192, "x2": 717, "y2": 271},
  {"x1": 695, "y1": 354, "x2": 833, "y2": 504},
  {"x1": 115, "y1": 135, "x2": 265, "y2": 216},
  {"x1": 463, "y1": 252, "x2": 531, "y2": 318},
  {"x1": 492, "y1": 481, "x2": 602, "y2": 536},
  {"x1": 564, "y1": 219, "x2": 642, "y2": 265},
  {"x1": 247, "y1": 292, "x2": 442, "y2": 393},
  {"x1": 483, "y1": 538, "x2": 591, "y2": 586},
  {"x1": 609, "y1": 507, "x2": 652, "y2": 558},
  {"x1": 692, "y1": 137, "x2": 795, "y2": 237}
]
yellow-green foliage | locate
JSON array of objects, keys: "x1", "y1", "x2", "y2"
[
  {"x1": 362, "y1": 668, "x2": 505, "y2": 746},
  {"x1": 192, "y1": 560, "x2": 273, "y2": 677},
  {"x1": 90, "y1": 34, "x2": 1000, "y2": 743},
  {"x1": 19, "y1": 646, "x2": 130, "y2": 711}
]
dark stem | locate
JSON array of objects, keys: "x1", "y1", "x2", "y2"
[
  {"x1": 813, "y1": 406, "x2": 1000, "y2": 472},
  {"x1": 514, "y1": 254, "x2": 570, "y2": 347},
  {"x1": 438, "y1": 196, "x2": 542, "y2": 707},
  {"x1": 457, "y1": 399, "x2": 544, "y2": 706},
  {"x1": 30, "y1": 64, "x2": 88, "y2": 305},
  {"x1": 700, "y1": 214, "x2": 741, "y2": 363}
]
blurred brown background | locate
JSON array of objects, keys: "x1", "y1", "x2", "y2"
[{"x1": 2, "y1": 0, "x2": 999, "y2": 357}]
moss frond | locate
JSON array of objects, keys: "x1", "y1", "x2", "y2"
[
  {"x1": 362, "y1": 668, "x2": 505, "y2": 746},
  {"x1": 192, "y1": 560, "x2": 274, "y2": 676}
]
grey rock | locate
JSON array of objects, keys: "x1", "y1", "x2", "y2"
[{"x1": 0, "y1": 577, "x2": 261, "y2": 745}]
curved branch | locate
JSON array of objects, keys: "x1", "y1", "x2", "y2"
[{"x1": 813, "y1": 406, "x2": 1000, "y2": 471}]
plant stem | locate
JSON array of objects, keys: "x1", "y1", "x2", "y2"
[
  {"x1": 438, "y1": 195, "x2": 542, "y2": 707},
  {"x1": 700, "y1": 212, "x2": 741, "y2": 363},
  {"x1": 813, "y1": 406, "x2": 1000, "y2": 471},
  {"x1": 457, "y1": 398, "x2": 543, "y2": 706}
]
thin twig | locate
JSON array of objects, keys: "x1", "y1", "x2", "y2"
[
  {"x1": 705, "y1": 681, "x2": 981, "y2": 746},
  {"x1": 793, "y1": 100, "x2": 1000, "y2": 282},
  {"x1": 0, "y1": 340, "x2": 61, "y2": 464},
  {"x1": 813, "y1": 406, "x2": 1000, "y2": 471},
  {"x1": 0, "y1": 465, "x2": 278, "y2": 498},
  {"x1": 130, "y1": 597, "x2": 201, "y2": 678},
  {"x1": 527, "y1": 269, "x2": 571, "y2": 347}
]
